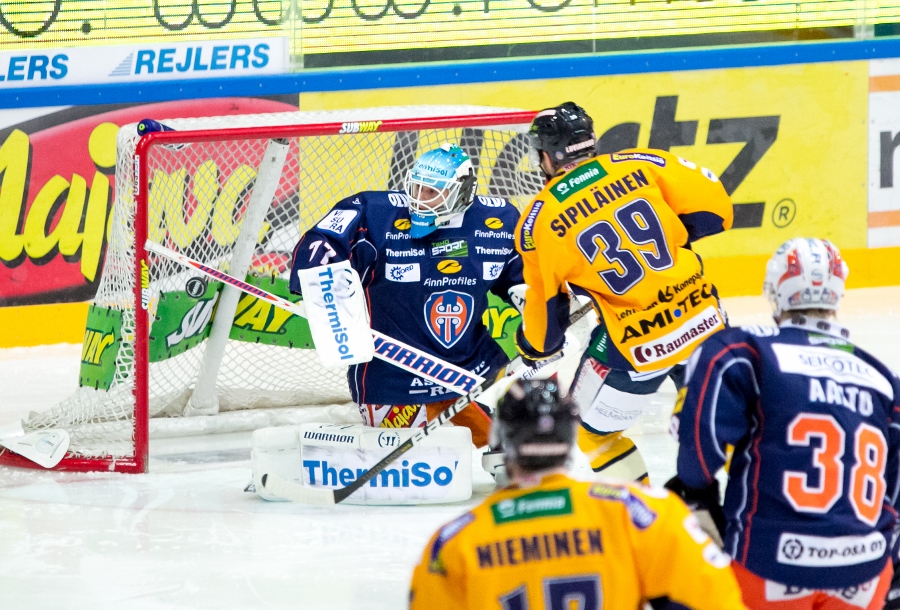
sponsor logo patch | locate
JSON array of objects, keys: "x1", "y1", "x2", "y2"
[
  {"x1": 317, "y1": 209, "x2": 358, "y2": 235},
  {"x1": 763, "y1": 576, "x2": 880, "y2": 605},
  {"x1": 610, "y1": 152, "x2": 666, "y2": 167},
  {"x1": 385, "y1": 248, "x2": 424, "y2": 258},
  {"x1": 475, "y1": 229, "x2": 514, "y2": 239},
  {"x1": 519, "y1": 200, "x2": 544, "y2": 252},
  {"x1": 431, "y1": 238, "x2": 468, "y2": 258},
  {"x1": 424, "y1": 277, "x2": 476, "y2": 287},
  {"x1": 772, "y1": 344, "x2": 894, "y2": 398},
  {"x1": 477, "y1": 196, "x2": 507, "y2": 208},
  {"x1": 385, "y1": 262, "x2": 420, "y2": 282},
  {"x1": 437, "y1": 260, "x2": 462, "y2": 275},
  {"x1": 474, "y1": 246, "x2": 513, "y2": 256},
  {"x1": 394, "y1": 218, "x2": 412, "y2": 231},
  {"x1": 425, "y1": 290, "x2": 474, "y2": 348},
  {"x1": 491, "y1": 489, "x2": 572, "y2": 524},
  {"x1": 620, "y1": 282, "x2": 715, "y2": 344},
  {"x1": 387, "y1": 193, "x2": 408, "y2": 208},
  {"x1": 484, "y1": 217, "x2": 503, "y2": 229},
  {"x1": 549, "y1": 160, "x2": 609, "y2": 203},
  {"x1": 776, "y1": 531, "x2": 887, "y2": 567},
  {"x1": 631, "y1": 306, "x2": 723, "y2": 366},
  {"x1": 482, "y1": 261, "x2": 505, "y2": 280}
]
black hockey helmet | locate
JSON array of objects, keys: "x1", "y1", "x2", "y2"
[
  {"x1": 528, "y1": 102, "x2": 596, "y2": 170},
  {"x1": 494, "y1": 378, "x2": 579, "y2": 472}
]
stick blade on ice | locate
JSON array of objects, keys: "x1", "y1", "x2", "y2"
[{"x1": 261, "y1": 473, "x2": 337, "y2": 506}]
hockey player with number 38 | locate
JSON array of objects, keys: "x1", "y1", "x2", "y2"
[
  {"x1": 672, "y1": 238, "x2": 900, "y2": 609},
  {"x1": 290, "y1": 143, "x2": 525, "y2": 448}
]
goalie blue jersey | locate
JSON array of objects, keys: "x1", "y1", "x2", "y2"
[
  {"x1": 676, "y1": 317, "x2": 900, "y2": 590},
  {"x1": 290, "y1": 191, "x2": 523, "y2": 405}
]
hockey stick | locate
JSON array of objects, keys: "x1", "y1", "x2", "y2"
[
  {"x1": 144, "y1": 241, "x2": 485, "y2": 395},
  {"x1": 0, "y1": 421, "x2": 70, "y2": 468},
  {"x1": 262, "y1": 301, "x2": 595, "y2": 505}
]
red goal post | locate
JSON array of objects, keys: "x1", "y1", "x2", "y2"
[{"x1": 0, "y1": 106, "x2": 542, "y2": 473}]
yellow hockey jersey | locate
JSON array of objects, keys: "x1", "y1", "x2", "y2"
[
  {"x1": 409, "y1": 474, "x2": 746, "y2": 610},
  {"x1": 515, "y1": 149, "x2": 733, "y2": 372}
]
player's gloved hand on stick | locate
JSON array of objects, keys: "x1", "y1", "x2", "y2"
[
  {"x1": 664, "y1": 475, "x2": 726, "y2": 547},
  {"x1": 515, "y1": 326, "x2": 564, "y2": 371}
]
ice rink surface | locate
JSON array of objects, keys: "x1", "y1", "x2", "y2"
[{"x1": 1, "y1": 288, "x2": 899, "y2": 609}]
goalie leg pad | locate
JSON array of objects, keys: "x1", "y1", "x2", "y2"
[
  {"x1": 252, "y1": 423, "x2": 473, "y2": 505},
  {"x1": 251, "y1": 426, "x2": 303, "y2": 502}
]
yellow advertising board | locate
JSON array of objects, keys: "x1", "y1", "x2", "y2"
[
  {"x1": 300, "y1": 60, "x2": 874, "y2": 294},
  {"x1": 301, "y1": 61, "x2": 869, "y2": 252}
]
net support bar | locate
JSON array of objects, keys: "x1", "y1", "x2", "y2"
[{"x1": 186, "y1": 138, "x2": 290, "y2": 416}]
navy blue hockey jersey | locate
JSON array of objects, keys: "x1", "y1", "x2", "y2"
[
  {"x1": 290, "y1": 191, "x2": 523, "y2": 405},
  {"x1": 676, "y1": 317, "x2": 900, "y2": 589}
]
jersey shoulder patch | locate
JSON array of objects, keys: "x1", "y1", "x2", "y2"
[
  {"x1": 518, "y1": 200, "x2": 545, "y2": 251},
  {"x1": 428, "y1": 512, "x2": 475, "y2": 574},
  {"x1": 317, "y1": 209, "x2": 359, "y2": 235},
  {"x1": 609, "y1": 151, "x2": 667, "y2": 167},
  {"x1": 588, "y1": 482, "x2": 657, "y2": 530}
]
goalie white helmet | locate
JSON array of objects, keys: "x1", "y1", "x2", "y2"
[
  {"x1": 404, "y1": 143, "x2": 477, "y2": 238},
  {"x1": 763, "y1": 238, "x2": 848, "y2": 317}
]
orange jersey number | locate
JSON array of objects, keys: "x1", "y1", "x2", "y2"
[{"x1": 783, "y1": 413, "x2": 887, "y2": 526}]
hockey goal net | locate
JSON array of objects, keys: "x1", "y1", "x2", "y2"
[{"x1": 0, "y1": 106, "x2": 543, "y2": 472}]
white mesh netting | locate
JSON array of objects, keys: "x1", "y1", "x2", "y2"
[{"x1": 19, "y1": 105, "x2": 545, "y2": 465}]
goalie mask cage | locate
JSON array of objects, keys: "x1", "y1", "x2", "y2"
[{"x1": 0, "y1": 106, "x2": 543, "y2": 473}]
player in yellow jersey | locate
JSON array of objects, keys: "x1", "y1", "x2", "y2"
[
  {"x1": 514, "y1": 102, "x2": 734, "y2": 483},
  {"x1": 409, "y1": 378, "x2": 746, "y2": 609}
]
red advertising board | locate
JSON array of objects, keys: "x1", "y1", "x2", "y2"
[{"x1": 0, "y1": 96, "x2": 297, "y2": 307}]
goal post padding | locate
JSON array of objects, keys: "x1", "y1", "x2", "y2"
[{"x1": 1, "y1": 106, "x2": 543, "y2": 473}]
